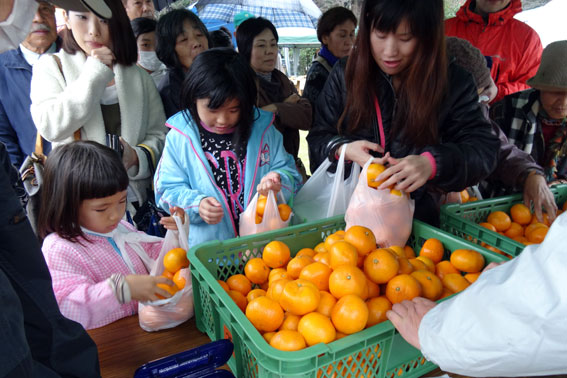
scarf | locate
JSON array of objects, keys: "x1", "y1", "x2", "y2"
[
  {"x1": 318, "y1": 45, "x2": 339, "y2": 67},
  {"x1": 82, "y1": 222, "x2": 162, "y2": 274},
  {"x1": 256, "y1": 71, "x2": 284, "y2": 104}
]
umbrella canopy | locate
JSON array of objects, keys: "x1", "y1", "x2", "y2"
[{"x1": 195, "y1": 0, "x2": 321, "y2": 29}]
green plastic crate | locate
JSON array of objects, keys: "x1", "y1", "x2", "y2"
[
  {"x1": 440, "y1": 184, "x2": 567, "y2": 257},
  {"x1": 188, "y1": 216, "x2": 507, "y2": 378}
]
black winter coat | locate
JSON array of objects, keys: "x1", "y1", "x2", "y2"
[{"x1": 307, "y1": 58, "x2": 500, "y2": 224}]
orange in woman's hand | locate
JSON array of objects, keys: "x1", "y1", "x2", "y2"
[{"x1": 366, "y1": 163, "x2": 386, "y2": 188}]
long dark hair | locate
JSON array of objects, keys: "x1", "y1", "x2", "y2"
[
  {"x1": 181, "y1": 48, "x2": 257, "y2": 150},
  {"x1": 38, "y1": 141, "x2": 129, "y2": 242},
  {"x1": 342, "y1": 0, "x2": 447, "y2": 146},
  {"x1": 61, "y1": 0, "x2": 137, "y2": 65},
  {"x1": 156, "y1": 9, "x2": 209, "y2": 72}
]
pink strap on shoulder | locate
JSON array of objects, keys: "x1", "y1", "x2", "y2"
[{"x1": 373, "y1": 95, "x2": 386, "y2": 151}]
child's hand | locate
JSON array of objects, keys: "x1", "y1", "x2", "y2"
[
  {"x1": 125, "y1": 274, "x2": 174, "y2": 302},
  {"x1": 199, "y1": 197, "x2": 224, "y2": 224},
  {"x1": 257, "y1": 172, "x2": 281, "y2": 196},
  {"x1": 160, "y1": 206, "x2": 186, "y2": 230}
]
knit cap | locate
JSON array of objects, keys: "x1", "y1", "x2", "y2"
[
  {"x1": 527, "y1": 40, "x2": 567, "y2": 91},
  {"x1": 234, "y1": 11, "x2": 255, "y2": 28},
  {"x1": 446, "y1": 36, "x2": 492, "y2": 91}
]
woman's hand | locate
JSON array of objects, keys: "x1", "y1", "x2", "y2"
[
  {"x1": 340, "y1": 141, "x2": 384, "y2": 167},
  {"x1": 524, "y1": 172, "x2": 557, "y2": 222},
  {"x1": 261, "y1": 104, "x2": 278, "y2": 113},
  {"x1": 199, "y1": 197, "x2": 224, "y2": 224},
  {"x1": 91, "y1": 46, "x2": 115, "y2": 68},
  {"x1": 160, "y1": 206, "x2": 186, "y2": 230},
  {"x1": 386, "y1": 297, "x2": 437, "y2": 350},
  {"x1": 125, "y1": 274, "x2": 174, "y2": 302},
  {"x1": 257, "y1": 172, "x2": 281, "y2": 196},
  {"x1": 119, "y1": 137, "x2": 139, "y2": 170},
  {"x1": 377, "y1": 155, "x2": 431, "y2": 193}
]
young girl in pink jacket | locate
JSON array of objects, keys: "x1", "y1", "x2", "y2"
[{"x1": 38, "y1": 141, "x2": 183, "y2": 329}]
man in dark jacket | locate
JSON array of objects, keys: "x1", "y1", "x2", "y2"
[
  {"x1": 0, "y1": 1, "x2": 58, "y2": 167},
  {"x1": 445, "y1": 0, "x2": 542, "y2": 103}
]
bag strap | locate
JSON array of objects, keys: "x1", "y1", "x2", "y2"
[
  {"x1": 278, "y1": 169, "x2": 295, "y2": 208},
  {"x1": 314, "y1": 55, "x2": 333, "y2": 73},
  {"x1": 53, "y1": 55, "x2": 81, "y2": 141},
  {"x1": 34, "y1": 131, "x2": 44, "y2": 156},
  {"x1": 138, "y1": 144, "x2": 156, "y2": 191}
]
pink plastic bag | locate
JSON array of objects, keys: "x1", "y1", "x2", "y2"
[
  {"x1": 345, "y1": 158, "x2": 415, "y2": 247},
  {"x1": 138, "y1": 214, "x2": 194, "y2": 332},
  {"x1": 240, "y1": 190, "x2": 291, "y2": 236}
]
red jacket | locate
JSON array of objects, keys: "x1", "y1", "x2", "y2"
[{"x1": 445, "y1": 0, "x2": 542, "y2": 103}]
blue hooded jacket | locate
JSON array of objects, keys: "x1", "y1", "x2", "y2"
[{"x1": 154, "y1": 108, "x2": 302, "y2": 247}]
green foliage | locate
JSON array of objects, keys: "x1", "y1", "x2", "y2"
[{"x1": 299, "y1": 47, "x2": 319, "y2": 76}]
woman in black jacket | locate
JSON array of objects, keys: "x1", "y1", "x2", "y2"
[{"x1": 307, "y1": 0, "x2": 500, "y2": 225}]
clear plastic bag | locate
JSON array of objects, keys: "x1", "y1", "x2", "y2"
[
  {"x1": 138, "y1": 214, "x2": 194, "y2": 332},
  {"x1": 240, "y1": 190, "x2": 290, "y2": 236},
  {"x1": 293, "y1": 146, "x2": 360, "y2": 224},
  {"x1": 345, "y1": 158, "x2": 415, "y2": 247}
]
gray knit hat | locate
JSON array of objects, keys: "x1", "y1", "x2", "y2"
[
  {"x1": 528, "y1": 40, "x2": 567, "y2": 91},
  {"x1": 446, "y1": 37, "x2": 492, "y2": 91}
]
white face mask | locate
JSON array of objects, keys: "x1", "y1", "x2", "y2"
[
  {"x1": 138, "y1": 50, "x2": 162, "y2": 72},
  {"x1": 0, "y1": 0, "x2": 38, "y2": 53}
]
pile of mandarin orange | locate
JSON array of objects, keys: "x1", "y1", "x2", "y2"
[
  {"x1": 478, "y1": 202, "x2": 566, "y2": 256},
  {"x1": 217, "y1": 226, "x2": 490, "y2": 352}
]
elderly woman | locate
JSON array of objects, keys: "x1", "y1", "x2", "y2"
[
  {"x1": 446, "y1": 36, "x2": 556, "y2": 220},
  {"x1": 156, "y1": 9, "x2": 209, "y2": 118},
  {"x1": 236, "y1": 17, "x2": 312, "y2": 180},
  {"x1": 303, "y1": 7, "x2": 356, "y2": 106},
  {"x1": 30, "y1": 0, "x2": 166, "y2": 207},
  {"x1": 491, "y1": 41, "x2": 567, "y2": 186}
]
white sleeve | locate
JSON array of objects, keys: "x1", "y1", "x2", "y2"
[
  {"x1": 30, "y1": 55, "x2": 113, "y2": 143},
  {"x1": 419, "y1": 212, "x2": 567, "y2": 377}
]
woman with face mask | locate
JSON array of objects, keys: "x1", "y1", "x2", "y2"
[
  {"x1": 131, "y1": 17, "x2": 166, "y2": 87},
  {"x1": 30, "y1": 0, "x2": 167, "y2": 209}
]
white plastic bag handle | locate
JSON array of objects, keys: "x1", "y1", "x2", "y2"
[{"x1": 327, "y1": 145, "x2": 348, "y2": 217}]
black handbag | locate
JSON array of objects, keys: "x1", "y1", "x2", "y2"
[{"x1": 132, "y1": 144, "x2": 167, "y2": 237}]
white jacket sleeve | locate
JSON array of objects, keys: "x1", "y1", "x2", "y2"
[
  {"x1": 30, "y1": 54, "x2": 113, "y2": 143},
  {"x1": 419, "y1": 212, "x2": 567, "y2": 377}
]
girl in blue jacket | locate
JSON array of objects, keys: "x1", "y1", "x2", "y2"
[{"x1": 154, "y1": 48, "x2": 302, "y2": 247}]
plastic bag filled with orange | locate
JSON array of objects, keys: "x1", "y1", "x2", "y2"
[
  {"x1": 138, "y1": 214, "x2": 194, "y2": 332},
  {"x1": 345, "y1": 158, "x2": 415, "y2": 247},
  {"x1": 240, "y1": 190, "x2": 292, "y2": 236}
]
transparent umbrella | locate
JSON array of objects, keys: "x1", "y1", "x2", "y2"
[{"x1": 194, "y1": 0, "x2": 321, "y2": 29}]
